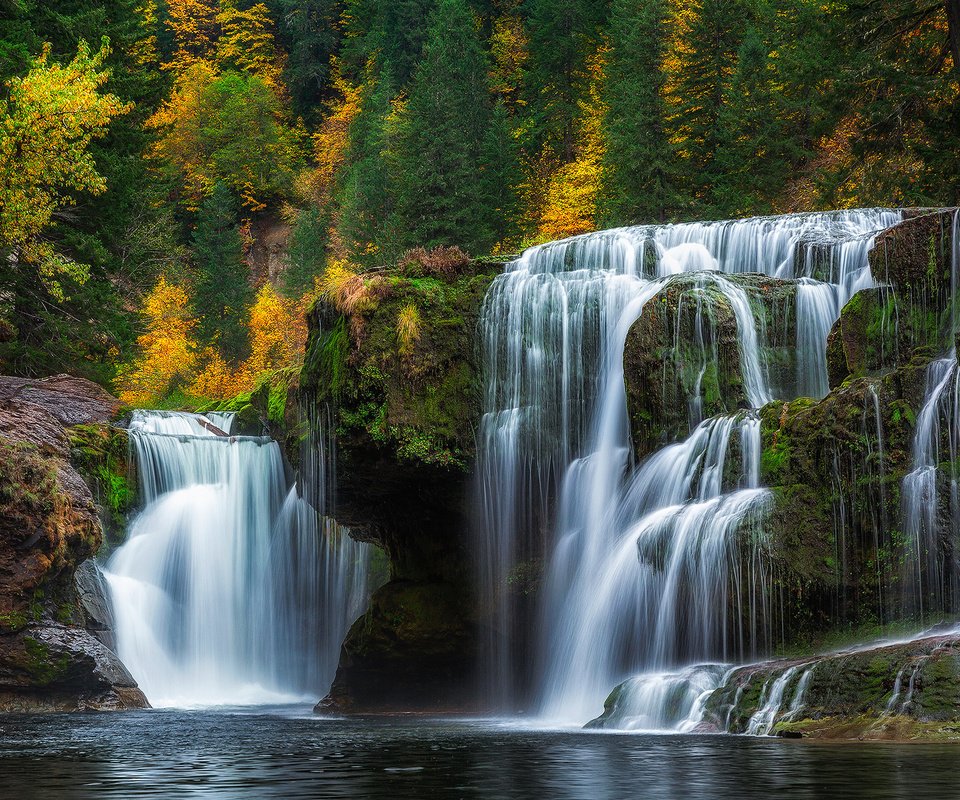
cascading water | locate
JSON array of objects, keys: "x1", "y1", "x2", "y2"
[
  {"x1": 104, "y1": 410, "x2": 372, "y2": 707},
  {"x1": 902, "y1": 209, "x2": 960, "y2": 619},
  {"x1": 476, "y1": 209, "x2": 902, "y2": 721}
]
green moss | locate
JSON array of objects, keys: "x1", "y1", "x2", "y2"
[
  {"x1": 303, "y1": 266, "x2": 496, "y2": 471},
  {"x1": 0, "y1": 611, "x2": 28, "y2": 632},
  {"x1": 23, "y1": 637, "x2": 70, "y2": 686}
]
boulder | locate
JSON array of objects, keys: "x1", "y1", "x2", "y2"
[{"x1": 0, "y1": 378, "x2": 146, "y2": 711}]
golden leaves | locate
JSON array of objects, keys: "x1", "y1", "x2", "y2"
[{"x1": 0, "y1": 39, "x2": 130, "y2": 299}]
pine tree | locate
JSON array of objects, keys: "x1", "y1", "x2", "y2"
[
  {"x1": 335, "y1": 74, "x2": 396, "y2": 262},
  {"x1": 712, "y1": 26, "x2": 798, "y2": 216},
  {"x1": 668, "y1": 0, "x2": 751, "y2": 210},
  {"x1": 600, "y1": 0, "x2": 679, "y2": 225},
  {"x1": 390, "y1": 0, "x2": 509, "y2": 253},
  {"x1": 270, "y1": 0, "x2": 341, "y2": 116},
  {"x1": 191, "y1": 184, "x2": 253, "y2": 359},
  {"x1": 523, "y1": 0, "x2": 608, "y2": 162}
]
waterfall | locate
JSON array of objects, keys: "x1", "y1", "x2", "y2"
[
  {"x1": 104, "y1": 410, "x2": 371, "y2": 708},
  {"x1": 902, "y1": 210, "x2": 960, "y2": 619},
  {"x1": 476, "y1": 209, "x2": 902, "y2": 719}
]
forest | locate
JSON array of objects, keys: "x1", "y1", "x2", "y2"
[{"x1": 1, "y1": 0, "x2": 958, "y2": 407}]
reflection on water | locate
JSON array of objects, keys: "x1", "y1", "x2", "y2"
[{"x1": 0, "y1": 709, "x2": 953, "y2": 799}]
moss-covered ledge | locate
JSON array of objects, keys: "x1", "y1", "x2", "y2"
[{"x1": 302, "y1": 252, "x2": 503, "y2": 712}]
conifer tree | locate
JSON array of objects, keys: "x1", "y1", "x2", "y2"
[
  {"x1": 191, "y1": 184, "x2": 253, "y2": 359},
  {"x1": 390, "y1": 0, "x2": 509, "y2": 253},
  {"x1": 600, "y1": 0, "x2": 679, "y2": 225},
  {"x1": 523, "y1": 0, "x2": 608, "y2": 162},
  {"x1": 270, "y1": 0, "x2": 341, "y2": 115},
  {"x1": 668, "y1": 0, "x2": 751, "y2": 210},
  {"x1": 336, "y1": 74, "x2": 396, "y2": 262}
]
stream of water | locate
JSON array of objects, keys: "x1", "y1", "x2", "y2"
[{"x1": 103, "y1": 410, "x2": 372, "y2": 707}]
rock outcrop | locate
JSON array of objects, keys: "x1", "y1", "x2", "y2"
[
  {"x1": 624, "y1": 274, "x2": 796, "y2": 459},
  {"x1": 0, "y1": 375, "x2": 147, "y2": 711},
  {"x1": 302, "y1": 256, "x2": 502, "y2": 712}
]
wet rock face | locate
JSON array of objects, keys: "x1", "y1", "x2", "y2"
[
  {"x1": 829, "y1": 211, "x2": 958, "y2": 389},
  {"x1": 589, "y1": 631, "x2": 960, "y2": 740},
  {"x1": 0, "y1": 378, "x2": 147, "y2": 712},
  {"x1": 0, "y1": 623, "x2": 145, "y2": 712},
  {"x1": 319, "y1": 582, "x2": 477, "y2": 713},
  {"x1": 703, "y1": 632, "x2": 960, "y2": 740},
  {"x1": 624, "y1": 274, "x2": 796, "y2": 460},
  {"x1": 302, "y1": 260, "x2": 498, "y2": 712}
]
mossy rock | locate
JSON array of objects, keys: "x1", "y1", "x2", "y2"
[{"x1": 624, "y1": 274, "x2": 796, "y2": 459}]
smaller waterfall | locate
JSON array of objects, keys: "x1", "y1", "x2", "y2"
[
  {"x1": 902, "y1": 211, "x2": 960, "y2": 619},
  {"x1": 745, "y1": 666, "x2": 800, "y2": 736},
  {"x1": 105, "y1": 410, "x2": 371, "y2": 707},
  {"x1": 539, "y1": 414, "x2": 773, "y2": 721},
  {"x1": 588, "y1": 665, "x2": 728, "y2": 732}
]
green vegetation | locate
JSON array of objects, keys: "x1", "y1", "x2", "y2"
[{"x1": 0, "y1": 0, "x2": 956, "y2": 392}]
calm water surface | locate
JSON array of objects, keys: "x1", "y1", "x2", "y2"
[{"x1": 0, "y1": 707, "x2": 956, "y2": 799}]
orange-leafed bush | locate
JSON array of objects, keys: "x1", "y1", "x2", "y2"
[
  {"x1": 398, "y1": 246, "x2": 471, "y2": 278},
  {"x1": 189, "y1": 348, "x2": 246, "y2": 400},
  {"x1": 317, "y1": 260, "x2": 380, "y2": 316},
  {"x1": 117, "y1": 277, "x2": 198, "y2": 406}
]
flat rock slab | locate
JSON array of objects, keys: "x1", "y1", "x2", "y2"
[{"x1": 0, "y1": 374, "x2": 120, "y2": 427}]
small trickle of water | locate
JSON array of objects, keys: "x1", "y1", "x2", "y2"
[{"x1": 746, "y1": 666, "x2": 800, "y2": 736}]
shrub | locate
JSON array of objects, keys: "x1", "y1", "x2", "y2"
[{"x1": 398, "y1": 245, "x2": 471, "y2": 279}]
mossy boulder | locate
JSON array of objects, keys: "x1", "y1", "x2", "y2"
[
  {"x1": 699, "y1": 631, "x2": 960, "y2": 740},
  {"x1": 624, "y1": 274, "x2": 796, "y2": 459},
  {"x1": 303, "y1": 258, "x2": 499, "y2": 712},
  {"x1": 318, "y1": 581, "x2": 477, "y2": 712},
  {"x1": 757, "y1": 368, "x2": 927, "y2": 641}
]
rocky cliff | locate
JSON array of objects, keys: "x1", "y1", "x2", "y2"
[
  {"x1": 300, "y1": 255, "x2": 503, "y2": 711},
  {"x1": 0, "y1": 375, "x2": 146, "y2": 711}
]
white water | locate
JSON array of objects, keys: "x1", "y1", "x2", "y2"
[
  {"x1": 902, "y1": 210, "x2": 960, "y2": 619},
  {"x1": 476, "y1": 209, "x2": 902, "y2": 721},
  {"x1": 105, "y1": 410, "x2": 371, "y2": 708}
]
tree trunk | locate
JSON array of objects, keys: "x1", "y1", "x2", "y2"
[{"x1": 948, "y1": 0, "x2": 960, "y2": 72}]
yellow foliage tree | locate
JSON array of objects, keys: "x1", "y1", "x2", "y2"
[
  {"x1": 215, "y1": 2, "x2": 286, "y2": 89},
  {"x1": 0, "y1": 39, "x2": 130, "y2": 300},
  {"x1": 164, "y1": 0, "x2": 220, "y2": 75},
  {"x1": 243, "y1": 282, "x2": 308, "y2": 380},
  {"x1": 296, "y1": 60, "x2": 365, "y2": 208},
  {"x1": 536, "y1": 46, "x2": 606, "y2": 241},
  {"x1": 118, "y1": 277, "x2": 199, "y2": 406},
  {"x1": 147, "y1": 62, "x2": 220, "y2": 201}
]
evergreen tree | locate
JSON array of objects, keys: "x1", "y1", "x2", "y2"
[
  {"x1": 283, "y1": 207, "x2": 329, "y2": 296},
  {"x1": 481, "y1": 99, "x2": 521, "y2": 247},
  {"x1": 669, "y1": 0, "x2": 751, "y2": 210},
  {"x1": 600, "y1": 0, "x2": 679, "y2": 225},
  {"x1": 523, "y1": 0, "x2": 608, "y2": 162},
  {"x1": 711, "y1": 28, "x2": 792, "y2": 216},
  {"x1": 191, "y1": 184, "x2": 253, "y2": 359},
  {"x1": 390, "y1": 0, "x2": 510, "y2": 253},
  {"x1": 336, "y1": 73, "x2": 396, "y2": 262},
  {"x1": 270, "y1": 0, "x2": 341, "y2": 116}
]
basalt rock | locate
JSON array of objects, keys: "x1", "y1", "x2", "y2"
[
  {"x1": 828, "y1": 210, "x2": 958, "y2": 388},
  {"x1": 703, "y1": 630, "x2": 960, "y2": 740},
  {"x1": 303, "y1": 259, "x2": 500, "y2": 712},
  {"x1": 0, "y1": 378, "x2": 146, "y2": 711},
  {"x1": 624, "y1": 274, "x2": 796, "y2": 460}
]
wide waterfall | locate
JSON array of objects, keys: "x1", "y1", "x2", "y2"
[
  {"x1": 104, "y1": 410, "x2": 371, "y2": 707},
  {"x1": 476, "y1": 209, "x2": 902, "y2": 721}
]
